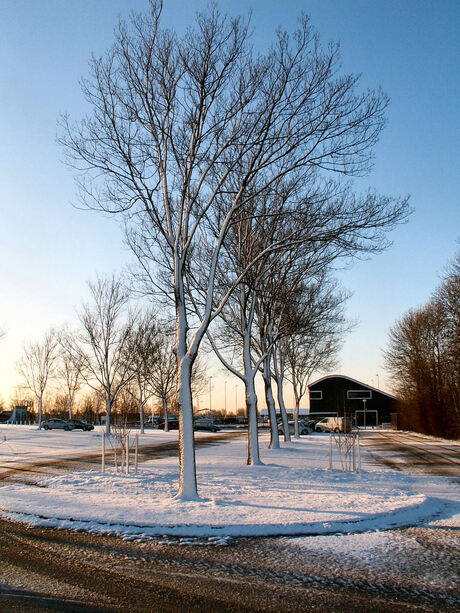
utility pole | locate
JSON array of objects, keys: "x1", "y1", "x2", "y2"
[{"x1": 209, "y1": 376, "x2": 212, "y2": 413}]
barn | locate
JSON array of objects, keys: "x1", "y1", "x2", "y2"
[{"x1": 308, "y1": 375, "x2": 397, "y2": 427}]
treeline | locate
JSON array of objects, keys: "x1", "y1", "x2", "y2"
[
  {"x1": 385, "y1": 254, "x2": 460, "y2": 439},
  {"x1": 14, "y1": 272, "x2": 346, "y2": 438}
]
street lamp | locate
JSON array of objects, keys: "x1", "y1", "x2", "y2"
[
  {"x1": 363, "y1": 399, "x2": 367, "y2": 429},
  {"x1": 375, "y1": 374, "x2": 380, "y2": 389},
  {"x1": 209, "y1": 376, "x2": 212, "y2": 413}
]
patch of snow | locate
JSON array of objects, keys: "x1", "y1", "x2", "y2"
[{"x1": 0, "y1": 427, "x2": 458, "y2": 539}]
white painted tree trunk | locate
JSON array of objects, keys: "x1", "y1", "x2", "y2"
[
  {"x1": 176, "y1": 356, "x2": 199, "y2": 499},
  {"x1": 276, "y1": 377, "x2": 291, "y2": 443},
  {"x1": 162, "y1": 396, "x2": 169, "y2": 432},
  {"x1": 263, "y1": 357, "x2": 279, "y2": 450},
  {"x1": 293, "y1": 401, "x2": 300, "y2": 439},
  {"x1": 38, "y1": 392, "x2": 43, "y2": 430},
  {"x1": 175, "y1": 279, "x2": 199, "y2": 500},
  {"x1": 245, "y1": 375, "x2": 262, "y2": 465},
  {"x1": 139, "y1": 399, "x2": 145, "y2": 435},
  {"x1": 105, "y1": 396, "x2": 112, "y2": 436},
  {"x1": 273, "y1": 353, "x2": 291, "y2": 443},
  {"x1": 292, "y1": 376, "x2": 302, "y2": 439},
  {"x1": 242, "y1": 329, "x2": 262, "y2": 465}
]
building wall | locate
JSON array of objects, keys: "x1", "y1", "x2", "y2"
[{"x1": 309, "y1": 376, "x2": 397, "y2": 425}]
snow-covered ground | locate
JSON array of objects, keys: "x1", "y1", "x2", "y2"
[{"x1": 0, "y1": 425, "x2": 458, "y2": 541}]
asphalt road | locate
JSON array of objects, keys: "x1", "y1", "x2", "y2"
[
  {"x1": 0, "y1": 430, "x2": 459, "y2": 612},
  {"x1": 359, "y1": 430, "x2": 460, "y2": 477}
]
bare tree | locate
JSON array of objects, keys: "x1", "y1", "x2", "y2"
[
  {"x1": 70, "y1": 276, "x2": 136, "y2": 435},
  {"x1": 60, "y1": 2, "x2": 409, "y2": 497},
  {"x1": 284, "y1": 280, "x2": 348, "y2": 438},
  {"x1": 384, "y1": 253, "x2": 460, "y2": 438},
  {"x1": 149, "y1": 328, "x2": 177, "y2": 433},
  {"x1": 125, "y1": 312, "x2": 160, "y2": 434},
  {"x1": 17, "y1": 329, "x2": 59, "y2": 429},
  {"x1": 58, "y1": 330, "x2": 83, "y2": 419}
]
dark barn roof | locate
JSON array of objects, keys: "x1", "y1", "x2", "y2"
[{"x1": 308, "y1": 374, "x2": 396, "y2": 400}]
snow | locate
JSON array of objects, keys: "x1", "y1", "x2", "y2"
[{"x1": 0, "y1": 426, "x2": 458, "y2": 541}]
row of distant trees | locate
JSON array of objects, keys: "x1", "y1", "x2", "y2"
[
  {"x1": 15, "y1": 277, "x2": 180, "y2": 434},
  {"x1": 385, "y1": 254, "x2": 460, "y2": 439},
  {"x1": 15, "y1": 271, "x2": 346, "y2": 436}
]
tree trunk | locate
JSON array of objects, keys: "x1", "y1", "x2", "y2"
[
  {"x1": 68, "y1": 396, "x2": 72, "y2": 420},
  {"x1": 273, "y1": 353, "x2": 291, "y2": 443},
  {"x1": 38, "y1": 393, "x2": 43, "y2": 430},
  {"x1": 176, "y1": 356, "x2": 199, "y2": 499},
  {"x1": 174, "y1": 275, "x2": 199, "y2": 499},
  {"x1": 263, "y1": 357, "x2": 279, "y2": 450},
  {"x1": 241, "y1": 327, "x2": 262, "y2": 465},
  {"x1": 139, "y1": 399, "x2": 145, "y2": 434},
  {"x1": 105, "y1": 396, "x2": 111, "y2": 436},
  {"x1": 245, "y1": 375, "x2": 262, "y2": 465},
  {"x1": 162, "y1": 395, "x2": 169, "y2": 432},
  {"x1": 276, "y1": 377, "x2": 291, "y2": 443},
  {"x1": 293, "y1": 397, "x2": 301, "y2": 439}
]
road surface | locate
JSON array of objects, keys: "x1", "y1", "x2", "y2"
[{"x1": 359, "y1": 430, "x2": 460, "y2": 477}]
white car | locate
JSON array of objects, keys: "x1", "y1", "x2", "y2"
[
  {"x1": 278, "y1": 420, "x2": 313, "y2": 435},
  {"x1": 315, "y1": 417, "x2": 344, "y2": 433}
]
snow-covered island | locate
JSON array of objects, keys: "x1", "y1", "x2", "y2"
[{"x1": 0, "y1": 426, "x2": 458, "y2": 543}]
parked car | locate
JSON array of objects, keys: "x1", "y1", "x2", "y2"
[
  {"x1": 157, "y1": 418, "x2": 179, "y2": 430},
  {"x1": 194, "y1": 418, "x2": 220, "y2": 432},
  {"x1": 42, "y1": 418, "x2": 74, "y2": 431},
  {"x1": 67, "y1": 419, "x2": 94, "y2": 431},
  {"x1": 144, "y1": 416, "x2": 163, "y2": 428},
  {"x1": 315, "y1": 417, "x2": 344, "y2": 433},
  {"x1": 277, "y1": 420, "x2": 313, "y2": 435}
]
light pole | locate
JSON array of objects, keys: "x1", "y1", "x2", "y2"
[
  {"x1": 376, "y1": 374, "x2": 380, "y2": 389},
  {"x1": 224, "y1": 381, "x2": 227, "y2": 413},
  {"x1": 209, "y1": 376, "x2": 212, "y2": 413},
  {"x1": 363, "y1": 399, "x2": 367, "y2": 429}
]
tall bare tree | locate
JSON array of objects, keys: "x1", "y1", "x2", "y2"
[
  {"x1": 70, "y1": 276, "x2": 136, "y2": 435},
  {"x1": 17, "y1": 329, "x2": 58, "y2": 429},
  {"x1": 58, "y1": 330, "x2": 83, "y2": 419},
  {"x1": 384, "y1": 253, "x2": 459, "y2": 438},
  {"x1": 284, "y1": 279, "x2": 348, "y2": 438},
  {"x1": 125, "y1": 311, "x2": 160, "y2": 434},
  {"x1": 60, "y1": 2, "x2": 408, "y2": 497},
  {"x1": 150, "y1": 330, "x2": 177, "y2": 433}
]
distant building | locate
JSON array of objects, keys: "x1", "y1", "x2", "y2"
[
  {"x1": 1, "y1": 406, "x2": 30, "y2": 424},
  {"x1": 308, "y1": 375, "x2": 397, "y2": 427}
]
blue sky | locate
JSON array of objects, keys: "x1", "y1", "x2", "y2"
[{"x1": 0, "y1": 0, "x2": 458, "y2": 407}]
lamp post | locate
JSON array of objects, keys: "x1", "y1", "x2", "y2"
[
  {"x1": 363, "y1": 399, "x2": 367, "y2": 429},
  {"x1": 209, "y1": 376, "x2": 212, "y2": 413},
  {"x1": 376, "y1": 374, "x2": 380, "y2": 389},
  {"x1": 224, "y1": 381, "x2": 227, "y2": 413}
]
